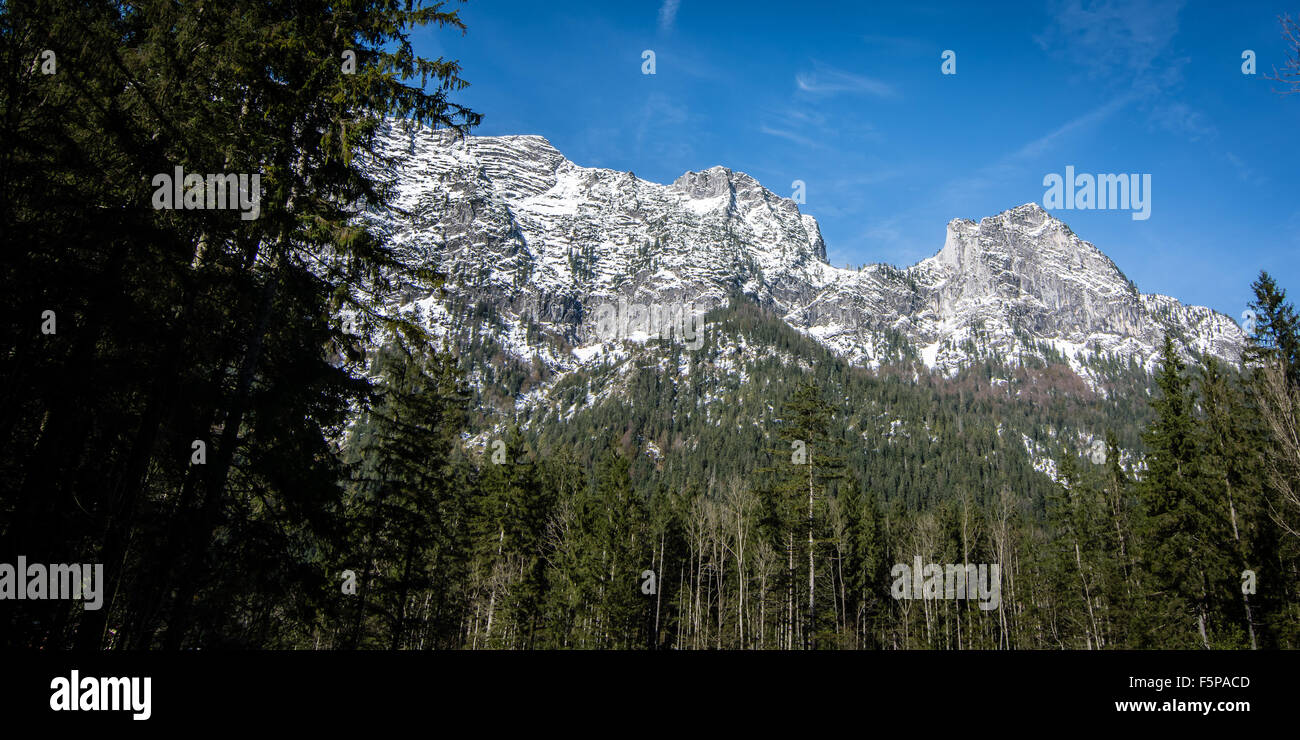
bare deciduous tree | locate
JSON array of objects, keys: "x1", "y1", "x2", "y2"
[
  {"x1": 1267, "y1": 14, "x2": 1300, "y2": 94},
  {"x1": 1256, "y1": 363, "x2": 1300, "y2": 538}
]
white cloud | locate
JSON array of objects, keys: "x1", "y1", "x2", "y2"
[
  {"x1": 658, "y1": 0, "x2": 681, "y2": 31},
  {"x1": 795, "y1": 62, "x2": 895, "y2": 98},
  {"x1": 1149, "y1": 101, "x2": 1216, "y2": 141},
  {"x1": 1010, "y1": 93, "x2": 1137, "y2": 161},
  {"x1": 758, "y1": 125, "x2": 819, "y2": 148},
  {"x1": 1223, "y1": 151, "x2": 1257, "y2": 183},
  {"x1": 1035, "y1": 0, "x2": 1212, "y2": 143},
  {"x1": 1035, "y1": 0, "x2": 1186, "y2": 79},
  {"x1": 757, "y1": 106, "x2": 878, "y2": 149}
]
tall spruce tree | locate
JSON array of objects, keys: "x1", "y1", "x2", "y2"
[
  {"x1": 1139, "y1": 336, "x2": 1224, "y2": 647},
  {"x1": 757, "y1": 379, "x2": 846, "y2": 649},
  {"x1": 341, "y1": 343, "x2": 468, "y2": 649},
  {"x1": 0, "y1": 0, "x2": 480, "y2": 648},
  {"x1": 1246, "y1": 271, "x2": 1300, "y2": 386}
]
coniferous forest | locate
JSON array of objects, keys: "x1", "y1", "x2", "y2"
[{"x1": 3, "y1": 1, "x2": 1300, "y2": 654}]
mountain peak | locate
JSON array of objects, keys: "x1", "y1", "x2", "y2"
[
  {"x1": 988, "y1": 201, "x2": 1056, "y2": 230},
  {"x1": 1008, "y1": 201, "x2": 1048, "y2": 215},
  {"x1": 364, "y1": 120, "x2": 1242, "y2": 382},
  {"x1": 670, "y1": 165, "x2": 766, "y2": 199}
]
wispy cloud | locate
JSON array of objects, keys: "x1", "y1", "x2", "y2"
[
  {"x1": 759, "y1": 125, "x2": 820, "y2": 148},
  {"x1": 875, "y1": 94, "x2": 1136, "y2": 249},
  {"x1": 1010, "y1": 93, "x2": 1137, "y2": 161},
  {"x1": 1148, "y1": 101, "x2": 1216, "y2": 141},
  {"x1": 633, "y1": 93, "x2": 692, "y2": 163},
  {"x1": 658, "y1": 0, "x2": 681, "y2": 32},
  {"x1": 795, "y1": 61, "x2": 896, "y2": 98},
  {"x1": 757, "y1": 107, "x2": 879, "y2": 149},
  {"x1": 1035, "y1": 0, "x2": 1186, "y2": 80},
  {"x1": 1223, "y1": 151, "x2": 1258, "y2": 184},
  {"x1": 1035, "y1": 0, "x2": 1212, "y2": 143}
]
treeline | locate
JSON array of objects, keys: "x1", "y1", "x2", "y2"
[
  {"x1": 318, "y1": 275, "x2": 1300, "y2": 649},
  {"x1": 520, "y1": 294, "x2": 1147, "y2": 515}
]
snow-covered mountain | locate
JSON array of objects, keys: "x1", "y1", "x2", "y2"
[{"x1": 362, "y1": 121, "x2": 1244, "y2": 390}]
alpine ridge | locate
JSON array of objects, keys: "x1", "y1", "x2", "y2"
[{"x1": 362, "y1": 121, "x2": 1245, "y2": 396}]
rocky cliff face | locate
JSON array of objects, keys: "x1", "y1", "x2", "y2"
[
  {"x1": 902, "y1": 204, "x2": 1242, "y2": 375},
  {"x1": 361, "y1": 121, "x2": 1244, "y2": 391}
]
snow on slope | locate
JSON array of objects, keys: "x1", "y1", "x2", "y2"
[{"x1": 360, "y1": 121, "x2": 1245, "y2": 393}]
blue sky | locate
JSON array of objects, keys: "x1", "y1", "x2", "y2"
[{"x1": 414, "y1": 0, "x2": 1300, "y2": 318}]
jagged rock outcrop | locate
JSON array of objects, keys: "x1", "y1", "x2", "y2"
[{"x1": 361, "y1": 120, "x2": 1244, "y2": 389}]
